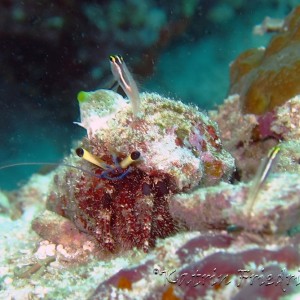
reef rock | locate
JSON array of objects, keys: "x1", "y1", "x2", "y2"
[
  {"x1": 212, "y1": 94, "x2": 300, "y2": 180},
  {"x1": 170, "y1": 172, "x2": 300, "y2": 235}
]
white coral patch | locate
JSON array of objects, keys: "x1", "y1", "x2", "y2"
[
  {"x1": 145, "y1": 133, "x2": 202, "y2": 189},
  {"x1": 75, "y1": 114, "x2": 114, "y2": 138}
]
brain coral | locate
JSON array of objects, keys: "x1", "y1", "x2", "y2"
[
  {"x1": 46, "y1": 88, "x2": 235, "y2": 253},
  {"x1": 229, "y1": 5, "x2": 300, "y2": 115}
]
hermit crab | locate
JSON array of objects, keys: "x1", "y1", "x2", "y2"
[
  {"x1": 1, "y1": 55, "x2": 235, "y2": 253},
  {"x1": 45, "y1": 55, "x2": 235, "y2": 253}
]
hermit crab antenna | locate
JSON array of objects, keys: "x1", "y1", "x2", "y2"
[
  {"x1": 0, "y1": 162, "x2": 105, "y2": 179},
  {"x1": 109, "y1": 55, "x2": 141, "y2": 117}
]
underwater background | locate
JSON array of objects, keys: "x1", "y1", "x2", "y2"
[
  {"x1": 2, "y1": 1, "x2": 300, "y2": 300},
  {"x1": 0, "y1": 0, "x2": 295, "y2": 190}
]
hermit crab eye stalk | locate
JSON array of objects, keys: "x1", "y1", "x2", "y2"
[
  {"x1": 109, "y1": 54, "x2": 141, "y2": 117},
  {"x1": 75, "y1": 147, "x2": 110, "y2": 170},
  {"x1": 120, "y1": 151, "x2": 141, "y2": 169},
  {"x1": 75, "y1": 148, "x2": 141, "y2": 180}
]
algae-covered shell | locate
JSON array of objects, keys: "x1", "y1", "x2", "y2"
[
  {"x1": 76, "y1": 89, "x2": 235, "y2": 190},
  {"x1": 45, "y1": 88, "x2": 235, "y2": 253}
]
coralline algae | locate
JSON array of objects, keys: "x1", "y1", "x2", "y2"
[
  {"x1": 45, "y1": 88, "x2": 235, "y2": 253},
  {"x1": 213, "y1": 93, "x2": 300, "y2": 181}
]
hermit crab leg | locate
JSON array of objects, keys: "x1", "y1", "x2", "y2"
[
  {"x1": 109, "y1": 55, "x2": 141, "y2": 117},
  {"x1": 99, "y1": 167, "x2": 133, "y2": 181}
]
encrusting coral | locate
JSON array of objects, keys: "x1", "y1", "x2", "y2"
[
  {"x1": 229, "y1": 6, "x2": 300, "y2": 115},
  {"x1": 212, "y1": 94, "x2": 300, "y2": 181},
  {"x1": 210, "y1": 6, "x2": 300, "y2": 182}
]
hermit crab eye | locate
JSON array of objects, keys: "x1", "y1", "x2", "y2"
[
  {"x1": 120, "y1": 151, "x2": 141, "y2": 169},
  {"x1": 131, "y1": 151, "x2": 141, "y2": 160},
  {"x1": 76, "y1": 147, "x2": 84, "y2": 157}
]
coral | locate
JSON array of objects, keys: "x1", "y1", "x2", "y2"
[
  {"x1": 170, "y1": 173, "x2": 300, "y2": 235},
  {"x1": 253, "y1": 16, "x2": 284, "y2": 36},
  {"x1": 89, "y1": 230, "x2": 300, "y2": 299},
  {"x1": 229, "y1": 5, "x2": 300, "y2": 114},
  {"x1": 86, "y1": 166, "x2": 300, "y2": 299},
  {"x1": 3, "y1": 166, "x2": 300, "y2": 299},
  {"x1": 32, "y1": 210, "x2": 99, "y2": 263},
  {"x1": 44, "y1": 87, "x2": 234, "y2": 253},
  {"x1": 212, "y1": 94, "x2": 300, "y2": 180}
]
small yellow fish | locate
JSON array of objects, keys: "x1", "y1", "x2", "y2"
[
  {"x1": 244, "y1": 144, "x2": 281, "y2": 216},
  {"x1": 109, "y1": 55, "x2": 141, "y2": 117}
]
